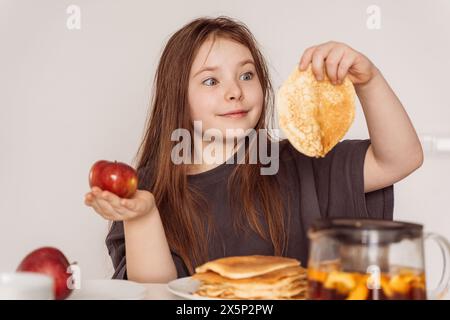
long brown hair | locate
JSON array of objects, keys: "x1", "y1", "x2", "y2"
[{"x1": 134, "y1": 16, "x2": 289, "y2": 274}]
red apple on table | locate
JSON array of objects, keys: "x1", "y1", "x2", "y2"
[
  {"x1": 89, "y1": 160, "x2": 138, "y2": 198},
  {"x1": 17, "y1": 247, "x2": 74, "y2": 300}
]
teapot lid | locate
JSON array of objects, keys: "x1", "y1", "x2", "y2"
[{"x1": 309, "y1": 219, "x2": 423, "y2": 244}]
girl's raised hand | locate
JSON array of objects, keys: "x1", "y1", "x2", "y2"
[
  {"x1": 84, "y1": 186, "x2": 156, "y2": 221},
  {"x1": 299, "y1": 41, "x2": 377, "y2": 86}
]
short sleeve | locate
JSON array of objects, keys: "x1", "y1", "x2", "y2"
[
  {"x1": 171, "y1": 250, "x2": 190, "y2": 278},
  {"x1": 105, "y1": 221, "x2": 128, "y2": 279},
  {"x1": 311, "y1": 139, "x2": 394, "y2": 220}
]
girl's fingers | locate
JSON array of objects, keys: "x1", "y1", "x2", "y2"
[
  {"x1": 86, "y1": 188, "x2": 151, "y2": 221},
  {"x1": 99, "y1": 190, "x2": 121, "y2": 207},
  {"x1": 92, "y1": 188, "x2": 129, "y2": 211},
  {"x1": 109, "y1": 198, "x2": 140, "y2": 219},
  {"x1": 89, "y1": 202, "x2": 116, "y2": 221},
  {"x1": 325, "y1": 47, "x2": 345, "y2": 84},
  {"x1": 93, "y1": 197, "x2": 124, "y2": 221},
  {"x1": 311, "y1": 42, "x2": 336, "y2": 80},
  {"x1": 120, "y1": 192, "x2": 149, "y2": 213},
  {"x1": 113, "y1": 205, "x2": 138, "y2": 220},
  {"x1": 84, "y1": 193, "x2": 93, "y2": 206},
  {"x1": 91, "y1": 188, "x2": 124, "y2": 214},
  {"x1": 91, "y1": 186, "x2": 102, "y2": 194},
  {"x1": 120, "y1": 198, "x2": 139, "y2": 211},
  {"x1": 299, "y1": 46, "x2": 317, "y2": 70},
  {"x1": 300, "y1": 41, "x2": 335, "y2": 71},
  {"x1": 86, "y1": 190, "x2": 125, "y2": 220},
  {"x1": 337, "y1": 52, "x2": 356, "y2": 83},
  {"x1": 97, "y1": 190, "x2": 142, "y2": 217},
  {"x1": 96, "y1": 197, "x2": 140, "y2": 221},
  {"x1": 311, "y1": 51, "x2": 325, "y2": 81},
  {"x1": 311, "y1": 44, "x2": 334, "y2": 81},
  {"x1": 301, "y1": 42, "x2": 354, "y2": 84}
]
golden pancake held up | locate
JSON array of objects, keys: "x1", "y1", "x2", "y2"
[{"x1": 277, "y1": 65, "x2": 356, "y2": 157}]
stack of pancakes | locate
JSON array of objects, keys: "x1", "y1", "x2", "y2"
[{"x1": 192, "y1": 255, "x2": 307, "y2": 300}]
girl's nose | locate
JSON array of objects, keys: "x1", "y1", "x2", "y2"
[{"x1": 225, "y1": 82, "x2": 243, "y2": 101}]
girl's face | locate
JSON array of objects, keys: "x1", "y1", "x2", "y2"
[{"x1": 188, "y1": 37, "x2": 264, "y2": 138}]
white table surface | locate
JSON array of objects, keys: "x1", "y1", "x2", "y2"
[{"x1": 143, "y1": 283, "x2": 184, "y2": 300}]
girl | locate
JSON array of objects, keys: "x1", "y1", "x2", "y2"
[{"x1": 84, "y1": 16, "x2": 423, "y2": 283}]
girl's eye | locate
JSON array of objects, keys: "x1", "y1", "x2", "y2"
[
  {"x1": 202, "y1": 78, "x2": 217, "y2": 86},
  {"x1": 240, "y1": 72, "x2": 254, "y2": 81}
]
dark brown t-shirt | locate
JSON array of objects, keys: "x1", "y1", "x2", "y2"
[{"x1": 105, "y1": 139, "x2": 394, "y2": 279}]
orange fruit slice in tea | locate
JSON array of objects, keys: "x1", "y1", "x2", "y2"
[
  {"x1": 277, "y1": 65, "x2": 356, "y2": 157},
  {"x1": 381, "y1": 275, "x2": 394, "y2": 298},
  {"x1": 307, "y1": 269, "x2": 328, "y2": 283},
  {"x1": 324, "y1": 271, "x2": 357, "y2": 294},
  {"x1": 389, "y1": 274, "x2": 414, "y2": 294},
  {"x1": 346, "y1": 281, "x2": 369, "y2": 300},
  {"x1": 389, "y1": 270, "x2": 425, "y2": 295}
]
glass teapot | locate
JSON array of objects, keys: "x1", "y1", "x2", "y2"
[{"x1": 307, "y1": 219, "x2": 450, "y2": 300}]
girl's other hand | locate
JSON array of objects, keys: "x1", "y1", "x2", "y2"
[{"x1": 84, "y1": 186, "x2": 156, "y2": 221}]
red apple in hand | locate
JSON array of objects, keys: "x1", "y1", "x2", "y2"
[
  {"x1": 17, "y1": 247, "x2": 74, "y2": 300},
  {"x1": 89, "y1": 160, "x2": 138, "y2": 198}
]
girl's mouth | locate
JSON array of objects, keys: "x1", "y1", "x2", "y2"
[{"x1": 219, "y1": 110, "x2": 249, "y2": 118}]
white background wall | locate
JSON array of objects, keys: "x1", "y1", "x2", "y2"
[{"x1": 1, "y1": 0, "x2": 449, "y2": 298}]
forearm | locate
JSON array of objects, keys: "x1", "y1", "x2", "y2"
[
  {"x1": 123, "y1": 208, "x2": 177, "y2": 283},
  {"x1": 355, "y1": 67, "x2": 423, "y2": 167}
]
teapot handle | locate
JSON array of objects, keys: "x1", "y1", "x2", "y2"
[{"x1": 425, "y1": 232, "x2": 450, "y2": 300}]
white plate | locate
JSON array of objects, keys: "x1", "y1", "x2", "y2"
[
  {"x1": 168, "y1": 277, "x2": 223, "y2": 300},
  {"x1": 68, "y1": 279, "x2": 147, "y2": 300}
]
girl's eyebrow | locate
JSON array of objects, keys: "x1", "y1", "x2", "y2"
[{"x1": 193, "y1": 59, "x2": 255, "y2": 78}]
